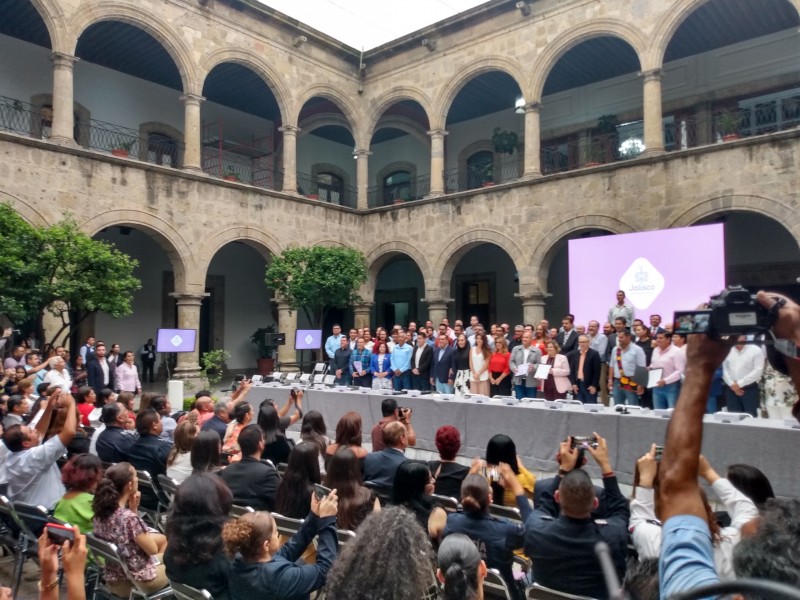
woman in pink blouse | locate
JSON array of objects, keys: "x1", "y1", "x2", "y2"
[{"x1": 116, "y1": 351, "x2": 142, "y2": 395}]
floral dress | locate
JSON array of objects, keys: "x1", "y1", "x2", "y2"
[{"x1": 93, "y1": 507, "x2": 158, "y2": 582}]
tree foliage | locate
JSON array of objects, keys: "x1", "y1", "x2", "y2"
[
  {"x1": 265, "y1": 246, "x2": 368, "y2": 329},
  {"x1": 0, "y1": 203, "x2": 141, "y2": 347}
]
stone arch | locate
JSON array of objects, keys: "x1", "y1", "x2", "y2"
[
  {"x1": 669, "y1": 195, "x2": 800, "y2": 246},
  {"x1": 298, "y1": 113, "x2": 353, "y2": 139},
  {"x1": 80, "y1": 210, "x2": 195, "y2": 291},
  {"x1": 137, "y1": 122, "x2": 183, "y2": 166},
  {"x1": 197, "y1": 48, "x2": 291, "y2": 123},
  {"x1": 196, "y1": 227, "x2": 282, "y2": 279},
  {"x1": 375, "y1": 161, "x2": 418, "y2": 190},
  {"x1": 371, "y1": 116, "x2": 430, "y2": 149},
  {"x1": 530, "y1": 215, "x2": 637, "y2": 292},
  {"x1": 434, "y1": 57, "x2": 527, "y2": 129},
  {"x1": 292, "y1": 84, "x2": 363, "y2": 147},
  {"x1": 435, "y1": 229, "x2": 527, "y2": 296},
  {"x1": 0, "y1": 190, "x2": 50, "y2": 227},
  {"x1": 29, "y1": 93, "x2": 91, "y2": 147},
  {"x1": 648, "y1": 0, "x2": 800, "y2": 69},
  {"x1": 364, "y1": 241, "x2": 432, "y2": 297},
  {"x1": 364, "y1": 87, "x2": 434, "y2": 145},
  {"x1": 529, "y1": 19, "x2": 649, "y2": 102},
  {"x1": 68, "y1": 4, "x2": 197, "y2": 94},
  {"x1": 21, "y1": 0, "x2": 67, "y2": 52}
]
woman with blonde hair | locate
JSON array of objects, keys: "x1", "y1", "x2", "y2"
[{"x1": 488, "y1": 336, "x2": 512, "y2": 397}]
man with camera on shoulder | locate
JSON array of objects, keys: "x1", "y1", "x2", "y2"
[{"x1": 370, "y1": 397, "x2": 416, "y2": 452}]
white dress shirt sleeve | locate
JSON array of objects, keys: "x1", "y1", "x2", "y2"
[{"x1": 629, "y1": 487, "x2": 662, "y2": 559}]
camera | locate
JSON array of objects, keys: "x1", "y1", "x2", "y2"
[
  {"x1": 397, "y1": 407, "x2": 412, "y2": 418},
  {"x1": 654, "y1": 445, "x2": 663, "y2": 461},
  {"x1": 481, "y1": 466, "x2": 500, "y2": 482},
  {"x1": 571, "y1": 436, "x2": 598, "y2": 450},
  {"x1": 673, "y1": 285, "x2": 774, "y2": 338},
  {"x1": 314, "y1": 484, "x2": 331, "y2": 501}
]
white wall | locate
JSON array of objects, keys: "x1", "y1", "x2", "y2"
[
  {"x1": 369, "y1": 133, "x2": 430, "y2": 184},
  {"x1": 296, "y1": 132, "x2": 356, "y2": 185}
]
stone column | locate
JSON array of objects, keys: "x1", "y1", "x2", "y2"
[
  {"x1": 275, "y1": 300, "x2": 297, "y2": 366},
  {"x1": 423, "y1": 298, "x2": 452, "y2": 326},
  {"x1": 427, "y1": 129, "x2": 448, "y2": 195},
  {"x1": 523, "y1": 102, "x2": 541, "y2": 177},
  {"x1": 355, "y1": 149, "x2": 371, "y2": 209},
  {"x1": 279, "y1": 125, "x2": 300, "y2": 193},
  {"x1": 50, "y1": 52, "x2": 79, "y2": 145},
  {"x1": 516, "y1": 293, "x2": 547, "y2": 325},
  {"x1": 641, "y1": 69, "x2": 665, "y2": 156},
  {"x1": 169, "y1": 292, "x2": 208, "y2": 384},
  {"x1": 353, "y1": 302, "x2": 373, "y2": 330},
  {"x1": 180, "y1": 93, "x2": 205, "y2": 170}
]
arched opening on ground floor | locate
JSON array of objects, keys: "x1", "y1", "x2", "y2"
[{"x1": 373, "y1": 254, "x2": 426, "y2": 330}]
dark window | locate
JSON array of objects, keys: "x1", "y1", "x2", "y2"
[
  {"x1": 382, "y1": 170, "x2": 411, "y2": 204},
  {"x1": 317, "y1": 172, "x2": 344, "y2": 204},
  {"x1": 466, "y1": 150, "x2": 493, "y2": 189}
]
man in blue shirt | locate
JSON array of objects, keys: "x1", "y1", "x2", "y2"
[
  {"x1": 389, "y1": 330, "x2": 412, "y2": 391},
  {"x1": 349, "y1": 337, "x2": 372, "y2": 388},
  {"x1": 324, "y1": 324, "x2": 344, "y2": 360}
]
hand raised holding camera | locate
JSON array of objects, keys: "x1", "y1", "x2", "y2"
[
  {"x1": 586, "y1": 431, "x2": 612, "y2": 473},
  {"x1": 311, "y1": 488, "x2": 339, "y2": 519}
]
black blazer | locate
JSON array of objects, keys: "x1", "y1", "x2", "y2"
[
  {"x1": 567, "y1": 348, "x2": 601, "y2": 389},
  {"x1": 557, "y1": 330, "x2": 578, "y2": 355},
  {"x1": 411, "y1": 344, "x2": 433, "y2": 379},
  {"x1": 219, "y1": 456, "x2": 281, "y2": 511},
  {"x1": 87, "y1": 358, "x2": 116, "y2": 395},
  {"x1": 363, "y1": 448, "x2": 408, "y2": 488},
  {"x1": 431, "y1": 345, "x2": 455, "y2": 384}
]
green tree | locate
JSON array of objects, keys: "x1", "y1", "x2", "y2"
[
  {"x1": 0, "y1": 203, "x2": 141, "y2": 347},
  {"x1": 265, "y1": 246, "x2": 368, "y2": 330}
]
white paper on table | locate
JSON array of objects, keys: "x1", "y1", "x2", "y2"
[
  {"x1": 534, "y1": 363, "x2": 552, "y2": 379},
  {"x1": 647, "y1": 368, "x2": 664, "y2": 389},
  {"x1": 353, "y1": 360, "x2": 362, "y2": 373},
  {"x1": 514, "y1": 364, "x2": 529, "y2": 377}
]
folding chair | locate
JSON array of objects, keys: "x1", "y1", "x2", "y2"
[
  {"x1": 276, "y1": 462, "x2": 289, "y2": 477},
  {"x1": 136, "y1": 470, "x2": 169, "y2": 532},
  {"x1": 271, "y1": 513, "x2": 304, "y2": 538},
  {"x1": 229, "y1": 505, "x2": 254, "y2": 519},
  {"x1": 363, "y1": 482, "x2": 392, "y2": 506},
  {"x1": 525, "y1": 583, "x2": 594, "y2": 599},
  {"x1": 85, "y1": 533, "x2": 172, "y2": 600},
  {"x1": 170, "y1": 581, "x2": 213, "y2": 600},
  {"x1": 335, "y1": 528, "x2": 356, "y2": 545},
  {"x1": 156, "y1": 475, "x2": 179, "y2": 506},
  {"x1": 484, "y1": 568, "x2": 514, "y2": 600},
  {"x1": 488, "y1": 503, "x2": 522, "y2": 522},
  {"x1": 430, "y1": 494, "x2": 460, "y2": 512},
  {"x1": 0, "y1": 496, "x2": 39, "y2": 599}
]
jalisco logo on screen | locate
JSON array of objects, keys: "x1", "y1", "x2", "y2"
[
  {"x1": 304, "y1": 334, "x2": 314, "y2": 346},
  {"x1": 619, "y1": 257, "x2": 665, "y2": 310},
  {"x1": 170, "y1": 334, "x2": 184, "y2": 348}
]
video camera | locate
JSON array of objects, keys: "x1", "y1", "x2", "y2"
[{"x1": 673, "y1": 285, "x2": 776, "y2": 338}]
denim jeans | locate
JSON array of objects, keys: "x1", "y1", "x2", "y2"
[
  {"x1": 435, "y1": 380, "x2": 454, "y2": 394},
  {"x1": 575, "y1": 380, "x2": 598, "y2": 404},
  {"x1": 612, "y1": 379, "x2": 640, "y2": 405},
  {"x1": 392, "y1": 370, "x2": 412, "y2": 391},
  {"x1": 514, "y1": 384, "x2": 538, "y2": 400},
  {"x1": 653, "y1": 381, "x2": 681, "y2": 409}
]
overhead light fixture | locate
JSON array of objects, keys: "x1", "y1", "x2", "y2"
[
  {"x1": 353, "y1": 147, "x2": 358, "y2": 159},
  {"x1": 516, "y1": 1, "x2": 531, "y2": 16},
  {"x1": 421, "y1": 38, "x2": 437, "y2": 52},
  {"x1": 515, "y1": 96, "x2": 526, "y2": 114}
]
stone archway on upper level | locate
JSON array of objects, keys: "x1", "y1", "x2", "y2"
[
  {"x1": 364, "y1": 87, "x2": 434, "y2": 147},
  {"x1": 293, "y1": 84, "x2": 362, "y2": 146}
]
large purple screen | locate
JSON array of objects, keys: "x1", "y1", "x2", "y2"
[
  {"x1": 156, "y1": 329, "x2": 197, "y2": 353},
  {"x1": 568, "y1": 224, "x2": 725, "y2": 326},
  {"x1": 295, "y1": 330, "x2": 322, "y2": 350}
]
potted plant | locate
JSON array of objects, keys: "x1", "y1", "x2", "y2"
[
  {"x1": 479, "y1": 160, "x2": 495, "y2": 186},
  {"x1": 223, "y1": 166, "x2": 240, "y2": 181},
  {"x1": 250, "y1": 324, "x2": 278, "y2": 375},
  {"x1": 111, "y1": 140, "x2": 134, "y2": 158},
  {"x1": 717, "y1": 109, "x2": 742, "y2": 141},
  {"x1": 200, "y1": 349, "x2": 230, "y2": 386},
  {"x1": 491, "y1": 127, "x2": 518, "y2": 155}
]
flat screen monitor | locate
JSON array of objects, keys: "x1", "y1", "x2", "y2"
[
  {"x1": 568, "y1": 224, "x2": 725, "y2": 326},
  {"x1": 295, "y1": 329, "x2": 322, "y2": 350},
  {"x1": 156, "y1": 329, "x2": 197, "y2": 353}
]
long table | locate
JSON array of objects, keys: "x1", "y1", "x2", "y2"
[{"x1": 247, "y1": 385, "x2": 800, "y2": 498}]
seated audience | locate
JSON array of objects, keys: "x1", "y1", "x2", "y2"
[
  {"x1": 370, "y1": 397, "x2": 416, "y2": 452},
  {"x1": 179, "y1": 392, "x2": 216, "y2": 427},
  {"x1": 191, "y1": 429, "x2": 224, "y2": 474},
  {"x1": 363, "y1": 421, "x2": 410, "y2": 489},
  {"x1": 428, "y1": 425, "x2": 470, "y2": 499},
  {"x1": 630, "y1": 449, "x2": 758, "y2": 580},
  {"x1": 324, "y1": 411, "x2": 368, "y2": 468},
  {"x1": 118, "y1": 391, "x2": 137, "y2": 426},
  {"x1": 92, "y1": 463, "x2": 168, "y2": 596},
  {"x1": 323, "y1": 506, "x2": 436, "y2": 600},
  {"x1": 443, "y1": 467, "x2": 530, "y2": 599},
  {"x1": 53, "y1": 453, "x2": 103, "y2": 533},
  {"x1": 391, "y1": 460, "x2": 447, "y2": 538},
  {"x1": 222, "y1": 402, "x2": 253, "y2": 458},
  {"x1": 300, "y1": 410, "x2": 329, "y2": 473},
  {"x1": 166, "y1": 419, "x2": 198, "y2": 483},
  {"x1": 74, "y1": 386, "x2": 96, "y2": 427},
  {"x1": 127, "y1": 408, "x2": 172, "y2": 509},
  {"x1": 150, "y1": 396, "x2": 177, "y2": 442},
  {"x1": 87, "y1": 388, "x2": 115, "y2": 427},
  {"x1": 95, "y1": 401, "x2": 135, "y2": 463},
  {"x1": 437, "y1": 533, "x2": 487, "y2": 600},
  {"x1": 258, "y1": 402, "x2": 293, "y2": 466},
  {"x1": 524, "y1": 434, "x2": 630, "y2": 599},
  {"x1": 223, "y1": 490, "x2": 339, "y2": 600},
  {"x1": 324, "y1": 447, "x2": 379, "y2": 530},
  {"x1": 219, "y1": 424, "x2": 280, "y2": 511},
  {"x1": 203, "y1": 398, "x2": 233, "y2": 442},
  {"x1": 165, "y1": 473, "x2": 233, "y2": 600},
  {"x1": 485, "y1": 434, "x2": 534, "y2": 506},
  {"x1": 275, "y1": 441, "x2": 321, "y2": 519}
]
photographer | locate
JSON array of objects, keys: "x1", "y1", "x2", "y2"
[
  {"x1": 523, "y1": 433, "x2": 630, "y2": 599},
  {"x1": 370, "y1": 397, "x2": 416, "y2": 452},
  {"x1": 38, "y1": 525, "x2": 88, "y2": 600}
]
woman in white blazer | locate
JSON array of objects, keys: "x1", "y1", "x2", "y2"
[{"x1": 537, "y1": 341, "x2": 571, "y2": 400}]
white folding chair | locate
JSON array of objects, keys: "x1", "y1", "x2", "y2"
[{"x1": 170, "y1": 580, "x2": 213, "y2": 600}]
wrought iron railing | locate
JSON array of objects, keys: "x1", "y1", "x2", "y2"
[
  {"x1": 367, "y1": 175, "x2": 431, "y2": 208},
  {"x1": 296, "y1": 171, "x2": 357, "y2": 208},
  {"x1": 443, "y1": 154, "x2": 523, "y2": 193},
  {"x1": 202, "y1": 147, "x2": 282, "y2": 190},
  {"x1": 0, "y1": 95, "x2": 34, "y2": 136}
]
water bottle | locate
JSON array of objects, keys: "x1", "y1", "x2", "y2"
[{"x1": 566, "y1": 391, "x2": 574, "y2": 401}]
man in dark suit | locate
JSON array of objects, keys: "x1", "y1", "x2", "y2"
[
  {"x1": 410, "y1": 331, "x2": 433, "y2": 391},
  {"x1": 126, "y1": 408, "x2": 172, "y2": 509},
  {"x1": 430, "y1": 333, "x2": 455, "y2": 393},
  {"x1": 567, "y1": 335, "x2": 601, "y2": 404},
  {"x1": 95, "y1": 402, "x2": 136, "y2": 463},
  {"x1": 648, "y1": 314, "x2": 665, "y2": 338},
  {"x1": 219, "y1": 424, "x2": 280, "y2": 511},
  {"x1": 556, "y1": 316, "x2": 578, "y2": 355},
  {"x1": 87, "y1": 342, "x2": 116, "y2": 396},
  {"x1": 363, "y1": 421, "x2": 409, "y2": 489}
]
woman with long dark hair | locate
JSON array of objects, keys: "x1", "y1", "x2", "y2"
[
  {"x1": 324, "y1": 447, "x2": 378, "y2": 531},
  {"x1": 324, "y1": 411, "x2": 368, "y2": 467},
  {"x1": 191, "y1": 430, "x2": 223, "y2": 474},
  {"x1": 92, "y1": 463, "x2": 168, "y2": 596},
  {"x1": 370, "y1": 341, "x2": 393, "y2": 391},
  {"x1": 390, "y1": 461, "x2": 446, "y2": 539},
  {"x1": 469, "y1": 332, "x2": 492, "y2": 396},
  {"x1": 258, "y1": 402, "x2": 293, "y2": 465},
  {"x1": 437, "y1": 533, "x2": 487, "y2": 600},
  {"x1": 164, "y1": 473, "x2": 233, "y2": 600},
  {"x1": 300, "y1": 410, "x2": 329, "y2": 473},
  {"x1": 485, "y1": 434, "x2": 535, "y2": 506},
  {"x1": 74, "y1": 386, "x2": 96, "y2": 427},
  {"x1": 451, "y1": 334, "x2": 471, "y2": 395},
  {"x1": 275, "y1": 442, "x2": 321, "y2": 519}
]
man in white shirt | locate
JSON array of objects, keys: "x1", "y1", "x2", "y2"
[
  {"x1": 43, "y1": 356, "x2": 72, "y2": 392},
  {"x1": 649, "y1": 332, "x2": 686, "y2": 409},
  {"x1": 5, "y1": 391, "x2": 76, "y2": 508},
  {"x1": 607, "y1": 290, "x2": 634, "y2": 328},
  {"x1": 721, "y1": 336, "x2": 765, "y2": 417}
]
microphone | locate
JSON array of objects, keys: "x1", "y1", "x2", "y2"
[{"x1": 595, "y1": 541, "x2": 625, "y2": 600}]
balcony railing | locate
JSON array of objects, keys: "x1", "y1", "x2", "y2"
[
  {"x1": 296, "y1": 172, "x2": 357, "y2": 208},
  {"x1": 367, "y1": 175, "x2": 431, "y2": 208},
  {"x1": 202, "y1": 147, "x2": 282, "y2": 190},
  {"x1": 443, "y1": 154, "x2": 523, "y2": 193},
  {"x1": 0, "y1": 95, "x2": 34, "y2": 135}
]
